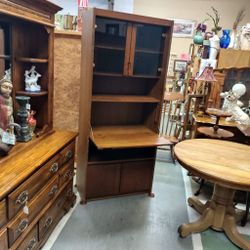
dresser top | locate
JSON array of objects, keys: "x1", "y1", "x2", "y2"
[{"x1": 0, "y1": 130, "x2": 77, "y2": 200}]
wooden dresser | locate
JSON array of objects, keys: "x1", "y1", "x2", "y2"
[{"x1": 0, "y1": 130, "x2": 77, "y2": 250}]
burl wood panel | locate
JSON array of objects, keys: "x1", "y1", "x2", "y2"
[{"x1": 54, "y1": 32, "x2": 81, "y2": 132}]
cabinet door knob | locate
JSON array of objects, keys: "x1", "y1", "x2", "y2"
[
  {"x1": 16, "y1": 190, "x2": 29, "y2": 205},
  {"x1": 26, "y1": 237, "x2": 37, "y2": 250},
  {"x1": 157, "y1": 68, "x2": 162, "y2": 72},
  {"x1": 50, "y1": 162, "x2": 59, "y2": 173},
  {"x1": 16, "y1": 218, "x2": 29, "y2": 233},
  {"x1": 48, "y1": 185, "x2": 58, "y2": 196}
]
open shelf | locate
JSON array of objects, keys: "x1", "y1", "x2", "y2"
[
  {"x1": 90, "y1": 125, "x2": 171, "y2": 149},
  {"x1": 93, "y1": 72, "x2": 123, "y2": 77},
  {"x1": 92, "y1": 95, "x2": 160, "y2": 103},
  {"x1": 15, "y1": 90, "x2": 48, "y2": 97},
  {"x1": 15, "y1": 57, "x2": 48, "y2": 63},
  {"x1": 0, "y1": 54, "x2": 11, "y2": 60},
  {"x1": 93, "y1": 72, "x2": 160, "y2": 79}
]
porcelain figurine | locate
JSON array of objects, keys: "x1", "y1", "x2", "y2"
[
  {"x1": 209, "y1": 34, "x2": 220, "y2": 60},
  {"x1": 25, "y1": 66, "x2": 41, "y2": 92},
  {"x1": 240, "y1": 23, "x2": 250, "y2": 50},
  {"x1": 220, "y1": 83, "x2": 250, "y2": 125}
]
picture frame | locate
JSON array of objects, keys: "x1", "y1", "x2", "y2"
[
  {"x1": 173, "y1": 19, "x2": 196, "y2": 38},
  {"x1": 173, "y1": 59, "x2": 188, "y2": 72}
]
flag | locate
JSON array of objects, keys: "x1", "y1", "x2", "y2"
[{"x1": 78, "y1": 0, "x2": 88, "y2": 8}]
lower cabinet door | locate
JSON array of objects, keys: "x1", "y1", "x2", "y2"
[
  {"x1": 120, "y1": 160, "x2": 155, "y2": 194},
  {"x1": 0, "y1": 229, "x2": 8, "y2": 250},
  {"x1": 86, "y1": 163, "x2": 120, "y2": 199},
  {"x1": 16, "y1": 225, "x2": 38, "y2": 250}
]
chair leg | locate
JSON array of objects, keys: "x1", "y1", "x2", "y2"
[
  {"x1": 241, "y1": 192, "x2": 250, "y2": 226},
  {"x1": 170, "y1": 144, "x2": 176, "y2": 164},
  {"x1": 194, "y1": 179, "x2": 205, "y2": 196}
]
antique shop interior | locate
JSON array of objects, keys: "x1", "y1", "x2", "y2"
[{"x1": 0, "y1": 0, "x2": 250, "y2": 249}]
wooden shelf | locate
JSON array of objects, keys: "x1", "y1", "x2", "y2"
[
  {"x1": 92, "y1": 95, "x2": 160, "y2": 103},
  {"x1": 135, "y1": 49, "x2": 163, "y2": 54},
  {"x1": 15, "y1": 57, "x2": 48, "y2": 63},
  {"x1": 95, "y1": 44, "x2": 125, "y2": 51},
  {"x1": 0, "y1": 54, "x2": 11, "y2": 60},
  {"x1": 93, "y1": 72, "x2": 160, "y2": 79},
  {"x1": 15, "y1": 90, "x2": 48, "y2": 97},
  {"x1": 90, "y1": 125, "x2": 171, "y2": 149}
]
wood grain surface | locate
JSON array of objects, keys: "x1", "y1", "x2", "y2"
[
  {"x1": 174, "y1": 139, "x2": 250, "y2": 191},
  {"x1": 0, "y1": 130, "x2": 77, "y2": 200},
  {"x1": 91, "y1": 125, "x2": 172, "y2": 149}
]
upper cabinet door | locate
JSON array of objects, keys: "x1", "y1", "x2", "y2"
[
  {"x1": 94, "y1": 17, "x2": 128, "y2": 75},
  {"x1": 130, "y1": 24, "x2": 166, "y2": 77}
]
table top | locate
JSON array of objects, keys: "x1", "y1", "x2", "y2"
[
  {"x1": 174, "y1": 139, "x2": 250, "y2": 191},
  {"x1": 193, "y1": 114, "x2": 237, "y2": 127}
]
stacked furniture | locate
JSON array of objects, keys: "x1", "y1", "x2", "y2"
[
  {"x1": 77, "y1": 8, "x2": 173, "y2": 203},
  {"x1": 0, "y1": 1, "x2": 77, "y2": 249}
]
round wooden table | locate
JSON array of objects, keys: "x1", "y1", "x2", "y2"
[{"x1": 174, "y1": 139, "x2": 250, "y2": 250}]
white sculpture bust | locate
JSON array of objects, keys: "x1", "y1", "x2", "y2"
[
  {"x1": 25, "y1": 66, "x2": 41, "y2": 92},
  {"x1": 220, "y1": 83, "x2": 250, "y2": 125},
  {"x1": 240, "y1": 23, "x2": 250, "y2": 50}
]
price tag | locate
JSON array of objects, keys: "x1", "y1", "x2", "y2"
[
  {"x1": 26, "y1": 103, "x2": 31, "y2": 110},
  {"x1": 2, "y1": 131, "x2": 16, "y2": 145},
  {"x1": 23, "y1": 202, "x2": 29, "y2": 215}
]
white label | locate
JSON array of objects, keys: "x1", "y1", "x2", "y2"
[
  {"x1": 2, "y1": 131, "x2": 16, "y2": 145},
  {"x1": 26, "y1": 103, "x2": 31, "y2": 110},
  {"x1": 23, "y1": 204, "x2": 29, "y2": 215}
]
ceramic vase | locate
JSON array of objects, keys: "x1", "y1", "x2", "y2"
[
  {"x1": 220, "y1": 29, "x2": 231, "y2": 48},
  {"x1": 16, "y1": 96, "x2": 32, "y2": 142},
  {"x1": 209, "y1": 35, "x2": 220, "y2": 60},
  {"x1": 193, "y1": 31, "x2": 204, "y2": 45}
]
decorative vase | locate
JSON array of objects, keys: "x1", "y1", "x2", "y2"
[
  {"x1": 193, "y1": 31, "x2": 204, "y2": 45},
  {"x1": 27, "y1": 110, "x2": 37, "y2": 136},
  {"x1": 220, "y1": 29, "x2": 231, "y2": 48},
  {"x1": 209, "y1": 35, "x2": 220, "y2": 60},
  {"x1": 15, "y1": 96, "x2": 32, "y2": 142}
]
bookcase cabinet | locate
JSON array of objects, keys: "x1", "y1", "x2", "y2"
[{"x1": 77, "y1": 8, "x2": 173, "y2": 203}]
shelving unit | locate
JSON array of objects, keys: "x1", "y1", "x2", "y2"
[{"x1": 77, "y1": 8, "x2": 173, "y2": 203}]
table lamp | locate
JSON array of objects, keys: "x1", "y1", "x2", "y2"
[{"x1": 195, "y1": 65, "x2": 217, "y2": 112}]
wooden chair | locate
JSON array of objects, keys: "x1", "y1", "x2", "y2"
[{"x1": 159, "y1": 92, "x2": 184, "y2": 163}]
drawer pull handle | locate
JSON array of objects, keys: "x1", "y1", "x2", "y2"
[
  {"x1": 50, "y1": 162, "x2": 59, "y2": 173},
  {"x1": 64, "y1": 169, "x2": 74, "y2": 179},
  {"x1": 16, "y1": 190, "x2": 29, "y2": 205},
  {"x1": 49, "y1": 185, "x2": 58, "y2": 196},
  {"x1": 26, "y1": 237, "x2": 37, "y2": 250},
  {"x1": 45, "y1": 216, "x2": 53, "y2": 228},
  {"x1": 17, "y1": 218, "x2": 28, "y2": 233},
  {"x1": 66, "y1": 150, "x2": 73, "y2": 160}
]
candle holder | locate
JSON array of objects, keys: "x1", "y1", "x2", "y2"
[{"x1": 15, "y1": 96, "x2": 32, "y2": 142}]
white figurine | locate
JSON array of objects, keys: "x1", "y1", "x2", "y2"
[
  {"x1": 240, "y1": 23, "x2": 250, "y2": 50},
  {"x1": 220, "y1": 83, "x2": 250, "y2": 125},
  {"x1": 25, "y1": 66, "x2": 41, "y2": 92},
  {"x1": 3, "y1": 67, "x2": 11, "y2": 81}
]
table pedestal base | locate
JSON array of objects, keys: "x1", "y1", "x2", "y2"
[{"x1": 178, "y1": 184, "x2": 250, "y2": 250}]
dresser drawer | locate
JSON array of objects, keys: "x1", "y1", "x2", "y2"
[
  {"x1": 0, "y1": 199, "x2": 7, "y2": 229},
  {"x1": 59, "y1": 159, "x2": 74, "y2": 188},
  {"x1": 8, "y1": 176, "x2": 59, "y2": 246},
  {"x1": 59, "y1": 141, "x2": 75, "y2": 166},
  {"x1": 16, "y1": 225, "x2": 38, "y2": 250},
  {"x1": 8, "y1": 154, "x2": 60, "y2": 219},
  {"x1": 39, "y1": 189, "x2": 67, "y2": 241},
  {"x1": 0, "y1": 229, "x2": 8, "y2": 250}
]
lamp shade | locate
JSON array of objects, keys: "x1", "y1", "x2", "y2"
[{"x1": 196, "y1": 66, "x2": 217, "y2": 82}]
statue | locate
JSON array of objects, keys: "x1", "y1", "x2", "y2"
[
  {"x1": 240, "y1": 23, "x2": 250, "y2": 50},
  {"x1": 25, "y1": 66, "x2": 41, "y2": 92},
  {"x1": 0, "y1": 78, "x2": 15, "y2": 155},
  {"x1": 220, "y1": 83, "x2": 250, "y2": 125}
]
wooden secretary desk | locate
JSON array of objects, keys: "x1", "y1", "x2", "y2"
[
  {"x1": 77, "y1": 8, "x2": 173, "y2": 203},
  {"x1": 0, "y1": 1, "x2": 77, "y2": 249}
]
